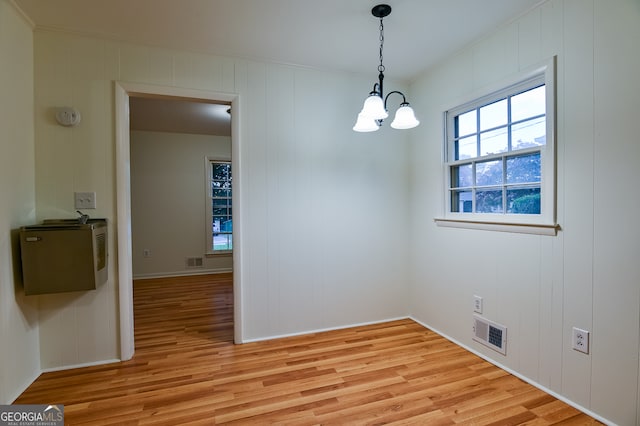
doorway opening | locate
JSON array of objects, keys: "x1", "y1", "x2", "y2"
[
  {"x1": 115, "y1": 82, "x2": 243, "y2": 360},
  {"x1": 128, "y1": 96, "x2": 232, "y2": 278}
]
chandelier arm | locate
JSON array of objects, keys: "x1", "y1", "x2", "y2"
[
  {"x1": 383, "y1": 90, "x2": 408, "y2": 109},
  {"x1": 370, "y1": 81, "x2": 382, "y2": 96}
]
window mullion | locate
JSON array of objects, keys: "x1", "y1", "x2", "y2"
[
  {"x1": 472, "y1": 161, "x2": 477, "y2": 213},
  {"x1": 507, "y1": 95, "x2": 512, "y2": 152},
  {"x1": 502, "y1": 156, "x2": 508, "y2": 213},
  {"x1": 475, "y1": 110, "x2": 481, "y2": 158}
]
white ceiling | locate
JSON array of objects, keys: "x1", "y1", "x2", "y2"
[
  {"x1": 129, "y1": 97, "x2": 231, "y2": 136},
  {"x1": 14, "y1": 0, "x2": 542, "y2": 136},
  {"x1": 15, "y1": 0, "x2": 542, "y2": 81}
]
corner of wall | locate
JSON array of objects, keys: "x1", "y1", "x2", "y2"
[{"x1": 0, "y1": 0, "x2": 40, "y2": 404}]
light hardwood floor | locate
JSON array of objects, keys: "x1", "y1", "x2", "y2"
[{"x1": 16, "y1": 274, "x2": 601, "y2": 425}]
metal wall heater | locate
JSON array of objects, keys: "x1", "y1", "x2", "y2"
[{"x1": 20, "y1": 219, "x2": 107, "y2": 295}]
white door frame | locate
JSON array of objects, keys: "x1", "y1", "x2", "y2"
[{"x1": 115, "y1": 81, "x2": 243, "y2": 360}]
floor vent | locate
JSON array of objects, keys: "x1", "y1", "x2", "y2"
[
  {"x1": 185, "y1": 257, "x2": 204, "y2": 268},
  {"x1": 473, "y1": 315, "x2": 507, "y2": 355}
]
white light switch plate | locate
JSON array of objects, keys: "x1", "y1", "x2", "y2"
[{"x1": 74, "y1": 192, "x2": 96, "y2": 209}]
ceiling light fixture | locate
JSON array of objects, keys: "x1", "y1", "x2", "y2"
[{"x1": 353, "y1": 4, "x2": 420, "y2": 132}]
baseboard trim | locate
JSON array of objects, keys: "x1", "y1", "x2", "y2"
[
  {"x1": 239, "y1": 316, "x2": 410, "y2": 344},
  {"x1": 133, "y1": 268, "x2": 232, "y2": 280},
  {"x1": 7, "y1": 370, "x2": 41, "y2": 404},
  {"x1": 408, "y1": 316, "x2": 615, "y2": 426},
  {"x1": 41, "y1": 358, "x2": 121, "y2": 374}
]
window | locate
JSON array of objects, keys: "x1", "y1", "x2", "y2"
[
  {"x1": 438, "y1": 60, "x2": 557, "y2": 235},
  {"x1": 206, "y1": 159, "x2": 232, "y2": 253}
]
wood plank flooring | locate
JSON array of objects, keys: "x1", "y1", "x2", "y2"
[{"x1": 16, "y1": 274, "x2": 601, "y2": 425}]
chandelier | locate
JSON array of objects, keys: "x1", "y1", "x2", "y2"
[{"x1": 353, "y1": 4, "x2": 420, "y2": 132}]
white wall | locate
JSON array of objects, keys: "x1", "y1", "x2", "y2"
[
  {"x1": 32, "y1": 31, "x2": 410, "y2": 366},
  {"x1": 33, "y1": 31, "x2": 120, "y2": 370},
  {"x1": 0, "y1": 0, "x2": 39, "y2": 404},
  {"x1": 130, "y1": 130, "x2": 232, "y2": 278},
  {"x1": 408, "y1": 0, "x2": 640, "y2": 424}
]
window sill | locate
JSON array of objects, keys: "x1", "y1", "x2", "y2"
[
  {"x1": 434, "y1": 218, "x2": 559, "y2": 236},
  {"x1": 205, "y1": 251, "x2": 233, "y2": 257}
]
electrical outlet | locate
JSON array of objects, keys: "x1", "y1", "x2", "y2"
[
  {"x1": 473, "y1": 295, "x2": 483, "y2": 314},
  {"x1": 143, "y1": 249, "x2": 151, "y2": 258},
  {"x1": 572, "y1": 327, "x2": 590, "y2": 354}
]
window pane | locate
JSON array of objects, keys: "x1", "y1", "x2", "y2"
[
  {"x1": 210, "y1": 160, "x2": 232, "y2": 252},
  {"x1": 480, "y1": 99, "x2": 507, "y2": 131},
  {"x1": 213, "y1": 198, "x2": 230, "y2": 207},
  {"x1": 212, "y1": 181, "x2": 231, "y2": 192},
  {"x1": 506, "y1": 153, "x2": 541, "y2": 184},
  {"x1": 213, "y1": 233, "x2": 232, "y2": 250},
  {"x1": 480, "y1": 127, "x2": 508, "y2": 156},
  {"x1": 476, "y1": 160, "x2": 503, "y2": 186},
  {"x1": 212, "y1": 188, "x2": 230, "y2": 197},
  {"x1": 212, "y1": 163, "x2": 231, "y2": 179},
  {"x1": 451, "y1": 164, "x2": 473, "y2": 188},
  {"x1": 220, "y1": 219, "x2": 233, "y2": 233},
  {"x1": 511, "y1": 86, "x2": 545, "y2": 122},
  {"x1": 476, "y1": 189, "x2": 503, "y2": 213},
  {"x1": 512, "y1": 117, "x2": 546, "y2": 150},
  {"x1": 451, "y1": 190, "x2": 473, "y2": 212},
  {"x1": 507, "y1": 187, "x2": 541, "y2": 214},
  {"x1": 456, "y1": 135, "x2": 477, "y2": 160},
  {"x1": 457, "y1": 110, "x2": 476, "y2": 137}
]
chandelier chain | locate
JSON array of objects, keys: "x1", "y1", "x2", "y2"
[{"x1": 378, "y1": 17, "x2": 385, "y2": 73}]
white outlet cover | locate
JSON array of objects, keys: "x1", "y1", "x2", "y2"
[
  {"x1": 473, "y1": 295, "x2": 483, "y2": 314},
  {"x1": 572, "y1": 327, "x2": 590, "y2": 354},
  {"x1": 74, "y1": 192, "x2": 96, "y2": 209}
]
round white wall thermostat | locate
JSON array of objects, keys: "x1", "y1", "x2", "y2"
[{"x1": 55, "y1": 107, "x2": 81, "y2": 127}]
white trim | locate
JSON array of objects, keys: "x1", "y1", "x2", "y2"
[
  {"x1": 7, "y1": 0, "x2": 36, "y2": 28},
  {"x1": 41, "y1": 359, "x2": 121, "y2": 374},
  {"x1": 115, "y1": 82, "x2": 134, "y2": 361},
  {"x1": 133, "y1": 268, "x2": 233, "y2": 280},
  {"x1": 409, "y1": 317, "x2": 615, "y2": 426},
  {"x1": 115, "y1": 82, "x2": 244, "y2": 359},
  {"x1": 434, "y1": 218, "x2": 559, "y2": 236},
  {"x1": 239, "y1": 317, "x2": 410, "y2": 344}
]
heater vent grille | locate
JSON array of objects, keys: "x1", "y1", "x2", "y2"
[
  {"x1": 473, "y1": 315, "x2": 507, "y2": 355},
  {"x1": 95, "y1": 233, "x2": 106, "y2": 270},
  {"x1": 185, "y1": 257, "x2": 203, "y2": 268}
]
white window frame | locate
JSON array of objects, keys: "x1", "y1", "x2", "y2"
[
  {"x1": 435, "y1": 58, "x2": 558, "y2": 235},
  {"x1": 205, "y1": 157, "x2": 232, "y2": 255}
]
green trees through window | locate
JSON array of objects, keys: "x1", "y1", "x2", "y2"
[
  {"x1": 447, "y1": 80, "x2": 546, "y2": 216},
  {"x1": 210, "y1": 161, "x2": 232, "y2": 251}
]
